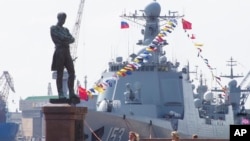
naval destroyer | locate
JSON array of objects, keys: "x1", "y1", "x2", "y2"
[{"x1": 80, "y1": 1, "x2": 250, "y2": 140}]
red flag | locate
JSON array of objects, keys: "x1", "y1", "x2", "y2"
[
  {"x1": 156, "y1": 35, "x2": 163, "y2": 42},
  {"x1": 121, "y1": 21, "x2": 129, "y2": 29},
  {"x1": 78, "y1": 86, "x2": 88, "y2": 101},
  {"x1": 182, "y1": 18, "x2": 192, "y2": 30},
  {"x1": 191, "y1": 34, "x2": 195, "y2": 39}
]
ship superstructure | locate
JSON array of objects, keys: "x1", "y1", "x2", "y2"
[{"x1": 82, "y1": 1, "x2": 250, "y2": 140}]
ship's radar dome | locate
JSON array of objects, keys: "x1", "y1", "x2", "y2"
[
  {"x1": 228, "y1": 79, "x2": 237, "y2": 87},
  {"x1": 144, "y1": 1, "x2": 161, "y2": 17},
  {"x1": 159, "y1": 56, "x2": 167, "y2": 64},
  {"x1": 193, "y1": 93, "x2": 199, "y2": 99},
  {"x1": 196, "y1": 85, "x2": 208, "y2": 94},
  {"x1": 144, "y1": 39, "x2": 152, "y2": 45},
  {"x1": 194, "y1": 98, "x2": 202, "y2": 108},
  {"x1": 204, "y1": 91, "x2": 214, "y2": 101}
]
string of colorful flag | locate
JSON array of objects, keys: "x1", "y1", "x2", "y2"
[
  {"x1": 78, "y1": 19, "x2": 178, "y2": 101},
  {"x1": 116, "y1": 20, "x2": 177, "y2": 77},
  {"x1": 181, "y1": 18, "x2": 227, "y2": 94}
]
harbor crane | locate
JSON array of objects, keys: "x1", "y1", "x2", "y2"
[
  {"x1": 0, "y1": 71, "x2": 15, "y2": 103},
  {"x1": 70, "y1": 0, "x2": 85, "y2": 61},
  {"x1": 0, "y1": 71, "x2": 15, "y2": 122}
]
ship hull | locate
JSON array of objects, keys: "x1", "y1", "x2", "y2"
[
  {"x1": 0, "y1": 123, "x2": 19, "y2": 141},
  {"x1": 84, "y1": 109, "x2": 230, "y2": 141},
  {"x1": 84, "y1": 110, "x2": 177, "y2": 141}
]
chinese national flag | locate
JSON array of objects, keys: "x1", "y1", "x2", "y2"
[
  {"x1": 78, "y1": 86, "x2": 88, "y2": 101},
  {"x1": 182, "y1": 18, "x2": 192, "y2": 30}
]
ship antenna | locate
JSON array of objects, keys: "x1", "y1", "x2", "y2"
[{"x1": 220, "y1": 57, "x2": 243, "y2": 79}]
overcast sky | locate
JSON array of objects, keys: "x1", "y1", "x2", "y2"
[{"x1": 1, "y1": 0, "x2": 250, "y2": 111}]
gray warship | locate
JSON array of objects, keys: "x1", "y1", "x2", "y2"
[{"x1": 81, "y1": 1, "x2": 250, "y2": 140}]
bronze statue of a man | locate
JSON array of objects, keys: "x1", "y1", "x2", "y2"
[{"x1": 50, "y1": 12, "x2": 79, "y2": 102}]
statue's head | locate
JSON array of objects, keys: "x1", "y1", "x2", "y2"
[{"x1": 57, "y1": 12, "x2": 67, "y2": 26}]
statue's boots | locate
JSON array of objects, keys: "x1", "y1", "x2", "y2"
[
  {"x1": 58, "y1": 91, "x2": 66, "y2": 99},
  {"x1": 69, "y1": 93, "x2": 80, "y2": 105}
]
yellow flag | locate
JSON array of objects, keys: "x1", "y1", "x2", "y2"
[
  {"x1": 94, "y1": 85, "x2": 104, "y2": 94},
  {"x1": 194, "y1": 43, "x2": 203, "y2": 47}
]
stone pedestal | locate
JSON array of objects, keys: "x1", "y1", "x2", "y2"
[{"x1": 42, "y1": 106, "x2": 88, "y2": 141}]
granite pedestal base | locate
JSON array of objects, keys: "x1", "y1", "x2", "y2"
[{"x1": 42, "y1": 106, "x2": 87, "y2": 141}]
